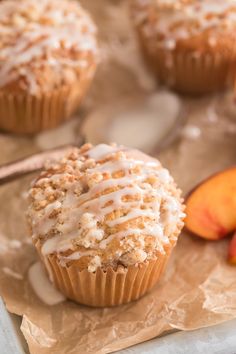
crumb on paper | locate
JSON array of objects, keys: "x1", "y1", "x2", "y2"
[
  {"x1": 182, "y1": 125, "x2": 202, "y2": 140},
  {"x1": 2, "y1": 267, "x2": 24, "y2": 280}
]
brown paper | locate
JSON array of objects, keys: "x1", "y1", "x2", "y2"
[{"x1": 0, "y1": 0, "x2": 236, "y2": 353}]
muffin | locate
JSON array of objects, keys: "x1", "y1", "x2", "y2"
[
  {"x1": 0, "y1": 0, "x2": 98, "y2": 134},
  {"x1": 131, "y1": 0, "x2": 236, "y2": 95},
  {"x1": 27, "y1": 143, "x2": 185, "y2": 307}
]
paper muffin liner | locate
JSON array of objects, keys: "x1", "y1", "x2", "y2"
[
  {"x1": 0, "y1": 70, "x2": 95, "y2": 134},
  {"x1": 141, "y1": 44, "x2": 234, "y2": 95},
  {"x1": 35, "y1": 241, "x2": 175, "y2": 308}
]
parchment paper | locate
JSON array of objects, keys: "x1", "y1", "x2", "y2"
[{"x1": 0, "y1": 1, "x2": 236, "y2": 353}]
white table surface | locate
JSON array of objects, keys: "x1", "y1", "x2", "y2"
[
  {"x1": 1, "y1": 298, "x2": 236, "y2": 354},
  {"x1": 119, "y1": 320, "x2": 236, "y2": 354}
]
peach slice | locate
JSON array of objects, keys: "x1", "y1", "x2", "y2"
[
  {"x1": 228, "y1": 232, "x2": 236, "y2": 264},
  {"x1": 185, "y1": 167, "x2": 236, "y2": 240}
]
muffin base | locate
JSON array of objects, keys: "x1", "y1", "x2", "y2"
[
  {"x1": 39, "y1": 243, "x2": 174, "y2": 307},
  {"x1": 0, "y1": 67, "x2": 95, "y2": 134}
]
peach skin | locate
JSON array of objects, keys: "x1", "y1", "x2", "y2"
[
  {"x1": 185, "y1": 167, "x2": 236, "y2": 240},
  {"x1": 228, "y1": 232, "x2": 236, "y2": 265}
]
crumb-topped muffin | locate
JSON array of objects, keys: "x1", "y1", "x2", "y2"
[
  {"x1": 131, "y1": 0, "x2": 236, "y2": 95},
  {"x1": 27, "y1": 144, "x2": 185, "y2": 306},
  {"x1": 0, "y1": 0, "x2": 98, "y2": 133}
]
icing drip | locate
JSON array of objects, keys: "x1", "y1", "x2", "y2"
[
  {"x1": 87, "y1": 144, "x2": 120, "y2": 161},
  {"x1": 28, "y1": 262, "x2": 65, "y2": 305}
]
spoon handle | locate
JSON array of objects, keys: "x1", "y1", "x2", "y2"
[{"x1": 0, "y1": 145, "x2": 75, "y2": 185}]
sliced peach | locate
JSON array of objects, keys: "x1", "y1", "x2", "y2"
[
  {"x1": 228, "y1": 232, "x2": 236, "y2": 265},
  {"x1": 185, "y1": 167, "x2": 236, "y2": 240}
]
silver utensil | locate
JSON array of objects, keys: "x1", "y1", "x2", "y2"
[{"x1": 0, "y1": 145, "x2": 76, "y2": 186}]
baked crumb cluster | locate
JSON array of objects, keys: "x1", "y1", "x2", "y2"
[
  {"x1": 132, "y1": 0, "x2": 236, "y2": 49},
  {"x1": 28, "y1": 144, "x2": 185, "y2": 272},
  {"x1": 0, "y1": 0, "x2": 97, "y2": 94}
]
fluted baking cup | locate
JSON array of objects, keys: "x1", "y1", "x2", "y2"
[
  {"x1": 141, "y1": 45, "x2": 233, "y2": 95},
  {"x1": 0, "y1": 69, "x2": 95, "y2": 134},
  {"x1": 37, "y1": 242, "x2": 174, "y2": 307}
]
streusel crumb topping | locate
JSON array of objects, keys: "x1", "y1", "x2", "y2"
[
  {"x1": 132, "y1": 0, "x2": 236, "y2": 49},
  {"x1": 0, "y1": 0, "x2": 97, "y2": 94},
  {"x1": 28, "y1": 144, "x2": 185, "y2": 272}
]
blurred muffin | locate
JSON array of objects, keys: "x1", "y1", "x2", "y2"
[
  {"x1": 27, "y1": 143, "x2": 185, "y2": 307},
  {"x1": 131, "y1": 0, "x2": 236, "y2": 95},
  {"x1": 0, "y1": 0, "x2": 98, "y2": 134}
]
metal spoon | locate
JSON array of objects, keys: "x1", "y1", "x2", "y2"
[{"x1": 0, "y1": 140, "x2": 85, "y2": 186}]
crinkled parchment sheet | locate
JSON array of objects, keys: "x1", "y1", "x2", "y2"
[{"x1": 0, "y1": 1, "x2": 236, "y2": 353}]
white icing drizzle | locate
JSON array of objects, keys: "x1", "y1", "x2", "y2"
[
  {"x1": 87, "y1": 144, "x2": 120, "y2": 161},
  {"x1": 29, "y1": 144, "x2": 184, "y2": 269},
  {"x1": 28, "y1": 262, "x2": 65, "y2": 305},
  {"x1": 39, "y1": 161, "x2": 161, "y2": 239},
  {"x1": 42, "y1": 232, "x2": 79, "y2": 255},
  {"x1": 0, "y1": 0, "x2": 97, "y2": 93},
  {"x1": 133, "y1": 0, "x2": 236, "y2": 47}
]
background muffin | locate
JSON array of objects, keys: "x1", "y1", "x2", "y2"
[
  {"x1": 131, "y1": 0, "x2": 236, "y2": 95},
  {"x1": 27, "y1": 143, "x2": 185, "y2": 307},
  {"x1": 0, "y1": 0, "x2": 98, "y2": 134}
]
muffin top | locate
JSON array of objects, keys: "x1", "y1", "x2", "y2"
[
  {"x1": 0, "y1": 0, "x2": 97, "y2": 95},
  {"x1": 27, "y1": 144, "x2": 185, "y2": 272},
  {"x1": 132, "y1": 0, "x2": 236, "y2": 51}
]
